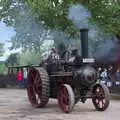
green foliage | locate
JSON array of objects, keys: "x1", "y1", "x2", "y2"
[
  {"x1": 5, "y1": 53, "x2": 19, "y2": 66},
  {"x1": 76, "y1": 0, "x2": 120, "y2": 35},
  {"x1": 0, "y1": 0, "x2": 119, "y2": 42},
  {"x1": 18, "y1": 51, "x2": 43, "y2": 65},
  {"x1": 0, "y1": 64, "x2": 8, "y2": 74},
  {"x1": 26, "y1": 0, "x2": 120, "y2": 36},
  {"x1": 26, "y1": 0, "x2": 78, "y2": 37},
  {"x1": 0, "y1": 43, "x2": 4, "y2": 56},
  {"x1": 0, "y1": 0, "x2": 50, "y2": 52},
  {"x1": 0, "y1": 0, "x2": 20, "y2": 25}
]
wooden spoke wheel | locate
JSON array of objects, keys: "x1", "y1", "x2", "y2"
[
  {"x1": 58, "y1": 84, "x2": 75, "y2": 113},
  {"x1": 92, "y1": 84, "x2": 110, "y2": 111},
  {"x1": 27, "y1": 67, "x2": 49, "y2": 108}
]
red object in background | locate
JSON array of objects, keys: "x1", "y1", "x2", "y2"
[
  {"x1": 51, "y1": 48, "x2": 56, "y2": 54},
  {"x1": 17, "y1": 72, "x2": 23, "y2": 81}
]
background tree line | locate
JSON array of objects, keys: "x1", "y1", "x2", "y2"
[
  {"x1": 0, "y1": 0, "x2": 119, "y2": 73},
  {"x1": 0, "y1": 0, "x2": 119, "y2": 49}
]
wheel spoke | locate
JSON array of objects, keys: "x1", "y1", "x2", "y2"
[
  {"x1": 101, "y1": 99, "x2": 105, "y2": 107},
  {"x1": 31, "y1": 71, "x2": 36, "y2": 80}
]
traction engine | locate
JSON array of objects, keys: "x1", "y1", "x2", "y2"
[{"x1": 27, "y1": 29, "x2": 110, "y2": 113}]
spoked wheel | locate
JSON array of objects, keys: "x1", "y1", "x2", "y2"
[
  {"x1": 27, "y1": 67, "x2": 49, "y2": 108},
  {"x1": 58, "y1": 84, "x2": 75, "y2": 113},
  {"x1": 92, "y1": 84, "x2": 110, "y2": 111}
]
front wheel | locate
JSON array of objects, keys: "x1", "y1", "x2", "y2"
[
  {"x1": 57, "y1": 84, "x2": 75, "y2": 113},
  {"x1": 92, "y1": 84, "x2": 110, "y2": 111}
]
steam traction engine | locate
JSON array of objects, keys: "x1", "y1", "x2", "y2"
[{"x1": 27, "y1": 29, "x2": 110, "y2": 113}]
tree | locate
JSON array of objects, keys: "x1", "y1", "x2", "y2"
[
  {"x1": 26, "y1": 0, "x2": 77, "y2": 37},
  {"x1": 0, "y1": 0, "x2": 78, "y2": 37},
  {"x1": 26, "y1": 0, "x2": 120, "y2": 39},
  {"x1": 0, "y1": 0, "x2": 50, "y2": 53},
  {"x1": 75, "y1": 0, "x2": 120, "y2": 39},
  {"x1": 0, "y1": 43, "x2": 4, "y2": 56},
  {"x1": 0, "y1": 0, "x2": 76, "y2": 52},
  {"x1": 1, "y1": 0, "x2": 120, "y2": 41},
  {"x1": 0, "y1": 64, "x2": 7, "y2": 74},
  {"x1": 18, "y1": 51, "x2": 43, "y2": 65},
  {"x1": 5, "y1": 53, "x2": 19, "y2": 66}
]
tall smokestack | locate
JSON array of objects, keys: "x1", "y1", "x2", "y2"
[{"x1": 80, "y1": 29, "x2": 89, "y2": 58}]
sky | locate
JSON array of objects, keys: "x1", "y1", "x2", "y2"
[
  {"x1": 0, "y1": 21, "x2": 15, "y2": 42},
  {"x1": 0, "y1": 21, "x2": 16, "y2": 60},
  {"x1": 0, "y1": 21, "x2": 53, "y2": 61}
]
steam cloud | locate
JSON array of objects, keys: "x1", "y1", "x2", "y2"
[{"x1": 68, "y1": 4, "x2": 119, "y2": 62}]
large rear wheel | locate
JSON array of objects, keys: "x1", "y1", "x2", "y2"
[
  {"x1": 58, "y1": 84, "x2": 75, "y2": 113},
  {"x1": 27, "y1": 67, "x2": 49, "y2": 108}
]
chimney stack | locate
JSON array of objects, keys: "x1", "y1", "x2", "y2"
[{"x1": 80, "y1": 29, "x2": 89, "y2": 58}]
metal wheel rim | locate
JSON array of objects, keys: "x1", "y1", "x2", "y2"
[
  {"x1": 92, "y1": 84, "x2": 110, "y2": 111},
  {"x1": 27, "y1": 68, "x2": 48, "y2": 108},
  {"x1": 58, "y1": 84, "x2": 75, "y2": 113}
]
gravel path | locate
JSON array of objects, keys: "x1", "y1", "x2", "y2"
[{"x1": 0, "y1": 89, "x2": 119, "y2": 120}]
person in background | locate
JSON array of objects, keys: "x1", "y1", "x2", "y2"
[
  {"x1": 108, "y1": 66, "x2": 113, "y2": 81},
  {"x1": 23, "y1": 68, "x2": 28, "y2": 88},
  {"x1": 116, "y1": 69, "x2": 120, "y2": 85},
  {"x1": 16, "y1": 68, "x2": 24, "y2": 87},
  {"x1": 46, "y1": 48, "x2": 60, "y2": 74},
  {"x1": 50, "y1": 48, "x2": 60, "y2": 60},
  {"x1": 69, "y1": 49, "x2": 82, "y2": 64},
  {"x1": 100, "y1": 68, "x2": 108, "y2": 84}
]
